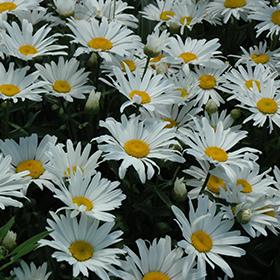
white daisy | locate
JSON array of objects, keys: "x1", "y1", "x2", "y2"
[
  {"x1": 35, "y1": 56, "x2": 94, "y2": 102},
  {"x1": 44, "y1": 139, "x2": 102, "y2": 181},
  {"x1": 53, "y1": 0, "x2": 76, "y2": 18},
  {"x1": 10, "y1": 261, "x2": 51, "y2": 280},
  {"x1": 0, "y1": 19, "x2": 67, "y2": 61},
  {"x1": 172, "y1": 195, "x2": 250, "y2": 278},
  {"x1": 101, "y1": 66, "x2": 183, "y2": 113},
  {"x1": 0, "y1": 62, "x2": 46, "y2": 103},
  {"x1": 95, "y1": 114, "x2": 185, "y2": 184},
  {"x1": 39, "y1": 211, "x2": 125, "y2": 278},
  {"x1": 53, "y1": 168, "x2": 126, "y2": 221},
  {"x1": 67, "y1": 17, "x2": 142, "y2": 62},
  {"x1": 0, "y1": 134, "x2": 58, "y2": 191},
  {"x1": 0, "y1": 0, "x2": 41, "y2": 17}
]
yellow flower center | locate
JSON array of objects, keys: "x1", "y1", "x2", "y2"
[
  {"x1": 272, "y1": 10, "x2": 280, "y2": 25},
  {"x1": 207, "y1": 175, "x2": 227, "y2": 194},
  {"x1": 129, "y1": 90, "x2": 151, "y2": 104},
  {"x1": 176, "y1": 88, "x2": 188, "y2": 98},
  {"x1": 191, "y1": 231, "x2": 213, "y2": 252},
  {"x1": 199, "y1": 75, "x2": 216, "y2": 89},
  {"x1": 205, "y1": 146, "x2": 228, "y2": 162},
  {"x1": 0, "y1": 84, "x2": 20, "y2": 96},
  {"x1": 257, "y1": 98, "x2": 278, "y2": 114},
  {"x1": 124, "y1": 139, "x2": 150, "y2": 158},
  {"x1": 231, "y1": 205, "x2": 237, "y2": 215},
  {"x1": 178, "y1": 52, "x2": 198, "y2": 64},
  {"x1": 142, "y1": 271, "x2": 170, "y2": 280},
  {"x1": 53, "y1": 80, "x2": 71, "y2": 93},
  {"x1": 236, "y1": 178, "x2": 252, "y2": 193},
  {"x1": 245, "y1": 79, "x2": 261, "y2": 91},
  {"x1": 120, "y1": 60, "x2": 136, "y2": 72},
  {"x1": 149, "y1": 55, "x2": 170, "y2": 69},
  {"x1": 72, "y1": 196, "x2": 93, "y2": 211},
  {"x1": 162, "y1": 118, "x2": 178, "y2": 128},
  {"x1": 88, "y1": 37, "x2": 113, "y2": 51},
  {"x1": 64, "y1": 166, "x2": 84, "y2": 178},
  {"x1": 0, "y1": 2, "x2": 17, "y2": 13},
  {"x1": 258, "y1": 206, "x2": 275, "y2": 217},
  {"x1": 180, "y1": 16, "x2": 193, "y2": 25},
  {"x1": 250, "y1": 54, "x2": 269, "y2": 64},
  {"x1": 16, "y1": 160, "x2": 45, "y2": 179},
  {"x1": 224, "y1": 0, "x2": 246, "y2": 8},
  {"x1": 212, "y1": 126, "x2": 217, "y2": 132},
  {"x1": 69, "y1": 240, "x2": 94, "y2": 261},
  {"x1": 18, "y1": 45, "x2": 38, "y2": 56},
  {"x1": 159, "y1": 11, "x2": 175, "y2": 21}
]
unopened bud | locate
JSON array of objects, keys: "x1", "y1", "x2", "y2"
[
  {"x1": 85, "y1": 89, "x2": 101, "y2": 114},
  {"x1": 205, "y1": 99, "x2": 218, "y2": 115},
  {"x1": 2, "y1": 230, "x2": 17, "y2": 251},
  {"x1": 172, "y1": 177, "x2": 188, "y2": 201},
  {"x1": 88, "y1": 52, "x2": 99, "y2": 67},
  {"x1": 236, "y1": 209, "x2": 252, "y2": 224},
  {"x1": 230, "y1": 108, "x2": 241, "y2": 120},
  {"x1": 169, "y1": 22, "x2": 180, "y2": 35},
  {"x1": 156, "y1": 63, "x2": 168, "y2": 75}
]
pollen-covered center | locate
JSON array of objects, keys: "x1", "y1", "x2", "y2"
[
  {"x1": 176, "y1": 88, "x2": 188, "y2": 98},
  {"x1": 124, "y1": 139, "x2": 150, "y2": 158},
  {"x1": 120, "y1": 60, "x2": 136, "y2": 72},
  {"x1": 245, "y1": 79, "x2": 261, "y2": 91},
  {"x1": 53, "y1": 80, "x2": 71, "y2": 93},
  {"x1": 0, "y1": 2, "x2": 17, "y2": 13},
  {"x1": 205, "y1": 146, "x2": 228, "y2": 162},
  {"x1": 149, "y1": 55, "x2": 170, "y2": 69},
  {"x1": 69, "y1": 240, "x2": 94, "y2": 261},
  {"x1": 224, "y1": 0, "x2": 246, "y2": 8},
  {"x1": 272, "y1": 10, "x2": 280, "y2": 25},
  {"x1": 159, "y1": 11, "x2": 175, "y2": 21},
  {"x1": 142, "y1": 271, "x2": 170, "y2": 280},
  {"x1": 129, "y1": 90, "x2": 151, "y2": 104},
  {"x1": 178, "y1": 52, "x2": 198, "y2": 64},
  {"x1": 250, "y1": 54, "x2": 269, "y2": 64},
  {"x1": 162, "y1": 118, "x2": 178, "y2": 129},
  {"x1": 18, "y1": 45, "x2": 37, "y2": 56},
  {"x1": 72, "y1": 196, "x2": 93, "y2": 211},
  {"x1": 16, "y1": 160, "x2": 45, "y2": 179},
  {"x1": 88, "y1": 37, "x2": 113, "y2": 51},
  {"x1": 236, "y1": 178, "x2": 252, "y2": 193},
  {"x1": 0, "y1": 84, "x2": 20, "y2": 96},
  {"x1": 207, "y1": 175, "x2": 227, "y2": 194},
  {"x1": 180, "y1": 16, "x2": 193, "y2": 25},
  {"x1": 199, "y1": 75, "x2": 216, "y2": 89},
  {"x1": 64, "y1": 166, "x2": 84, "y2": 178},
  {"x1": 257, "y1": 98, "x2": 278, "y2": 114},
  {"x1": 191, "y1": 231, "x2": 213, "y2": 252},
  {"x1": 258, "y1": 206, "x2": 275, "y2": 217}
]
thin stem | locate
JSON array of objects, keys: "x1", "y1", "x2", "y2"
[
  {"x1": 141, "y1": 55, "x2": 151, "y2": 80},
  {"x1": 113, "y1": 0, "x2": 116, "y2": 19},
  {"x1": 199, "y1": 170, "x2": 211, "y2": 195}
]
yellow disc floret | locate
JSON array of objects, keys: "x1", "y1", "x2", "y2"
[
  {"x1": 245, "y1": 79, "x2": 261, "y2": 91},
  {"x1": 207, "y1": 175, "x2": 227, "y2": 194},
  {"x1": 199, "y1": 75, "x2": 216, "y2": 89},
  {"x1": 0, "y1": 84, "x2": 20, "y2": 96},
  {"x1": 129, "y1": 90, "x2": 151, "y2": 104},
  {"x1": 53, "y1": 80, "x2": 71, "y2": 93},
  {"x1": 69, "y1": 240, "x2": 94, "y2": 261},
  {"x1": 88, "y1": 37, "x2": 113, "y2": 51},
  {"x1": 236, "y1": 179, "x2": 252, "y2": 193},
  {"x1": 124, "y1": 139, "x2": 150, "y2": 158},
  {"x1": 18, "y1": 45, "x2": 37, "y2": 56},
  {"x1": 180, "y1": 16, "x2": 193, "y2": 25},
  {"x1": 142, "y1": 271, "x2": 170, "y2": 280},
  {"x1": 159, "y1": 11, "x2": 175, "y2": 21},
  {"x1": 272, "y1": 10, "x2": 280, "y2": 25},
  {"x1": 0, "y1": 2, "x2": 17, "y2": 13},
  {"x1": 250, "y1": 54, "x2": 269, "y2": 64},
  {"x1": 72, "y1": 196, "x2": 93, "y2": 211},
  {"x1": 191, "y1": 231, "x2": 213, "y2": 252},
  {"x1": 176, "y1": 88, "x2": 188, "y2": 98},
  {"x1": 64, "y1": 166, "x2": 84, "y2": 178},
  {"x1": 120, "y1": 60, "x2": 136, "y2": 72},
  {"x1": 162, "y1": 118, "x2": 178, "y2": 129},
  {"x1": 205, "y1": 146, "x2": 228, "y2": 162},
  {"x1": 178, "y1": 52, "x2": 198, "y2": 64},
  {"x1": 224, "y1": 0, "x2": 246, "y2": 8},
  {"x1": 257, "y1": 98, "x2": 278, "y2": 114},
  {"x1": 16, "y1": 160, "x2": 45, "y2": 179}
]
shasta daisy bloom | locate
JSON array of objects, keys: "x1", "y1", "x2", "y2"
[
  {"x1": 0, "y1": 0, "x2": 41, "y2": 17},
  {"x1": 53, "y1": 168, "x2": 126, "y2": 221},
  {"x1": 0, "y1": 19, "x2": 67, "y2": 61},
  {"x1": 44, "y1": 139, "x2": 102, "y2": 181},
  {"x1": 234, "y1": 79, "x2": 280, "y2": 133},
  {"x1": 67, "y1": 17, "x2": 142, "y2": 62},
  {"x1": 10, "y1": 261, "x2": 51, "y2": 280},
  {"x1": 172, "y1": 195, "x2": 250, "y2": 278},
  {"x1": 0, "y1": 154, "x2": 30, "y2": 209},
  {"x1": 102, "y1": 66, "x2": 183, "y2": 113},
  {"x1": 35, "y1": 56, "x2": 94, "y2": 102},
  {"x1": 95, "y1": 114, "x2": 185, "y2": 184},
  {"x1": 0, "y1": 62, "x2": 46, "y2": 103},
  {"x1": 0, "y1": 134, "x2": 58, "y2": 191},
  {"x1": 39, "y1": 211, "x2": 125, "y2": 278}
]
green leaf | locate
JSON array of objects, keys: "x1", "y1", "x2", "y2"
[{"x1": 0, "y1": 217, "x2": 14, "y2": 240}]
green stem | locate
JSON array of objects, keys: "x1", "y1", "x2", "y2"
[
  {"x1": 113, "y1": 0, "x2": 116, "y2": 19},
  {"x1": 199, "y1": 170, "x2": 211, "y2": 195},
  {"x1": 141, "y1": 55, "x2": 151, "y2": 80}
]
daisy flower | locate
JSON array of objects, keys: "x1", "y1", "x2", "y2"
[
  {"x1": 0, "y1": 0, "x2": 41, "y2": 17},
  {"x1": 95, "y1": 114, "x2": 185, "y2": 184},
  {"x1": 182, "y1": 117, "x2": 260, "y2": 178},
  {"x1": 233, "y1": 79, "x2": 280, "y2": 133},
  {"x1": 53, "y1": 0, "x2": 76, "y2": 18},
  {"x1": 67, "y1": 17, "x2": 142, "y2": 62},
  {"x1": 44, "y1": 139, "x2": 102, "y2": 181},
  {"x1": 0, "y1": 19, "x2": 67, "y2": 61},
  {"x1": 249, "y1": 2, "x2": 280, "y2": 39},
  {"x1": 101, "y1": 66, "x2": 183, "y2": 113},
  {"x1": 39, "y1": 211, "x2": 125, "y2": 278},
  {"x1": 0, "y1": 134, "x2": 58, "y2": 191},
  {"x1": 53, "y1": 168, "x2": 126, "y2": 221},
  {"x1": 164, "y1": 35, "x2": 224, "y2": 69},
  {"x1": 206, "y1": 0, "x2": 259, "y2": 24},
  {"x1": 0, "y1": 62, "x2": 46, "y2": 103},
  {"x1": 35, "y1": 56, "x2": 94, "y2": 102},
  {"x1": 113, "y1": 235, "x2": 206, "y2": 280},
  {"x1": 0, "y1": 154, "x2": 30, "y2": 209},
  {"x1": 172, "y1": 195, "x2": 250, "y2": 278},
  {"x1": 10, "y1": 261, "x2": 51, "y2": 280}
]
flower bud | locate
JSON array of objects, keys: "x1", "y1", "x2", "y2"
[
  {"x1": 230, "y1": 108, "x2": 241, "y2": 120},
  {"x1": 156, "y1": 63, "x2": 169, "y2": 75},
  {"x1": 205, "y1": 99, "x2": 218, "y2": 115},
  {"x1": 85, "y1": 89, "x2": 101, "y2": 114},
  {"x1": 2, "y1": 230, "x2": 17, "y2": 251},
  {"x1": 172, "y1": 177, "x2": 188, "y2": 201},
  {"x1": 54, "y1": 0, "x2": 75, "y2": 19},
  {"x1": 236, "y1": 209, "x2": 252, "y2": 224},
  {"x1": 88, "y1": 52, "x2": 99, "y2": 67}
]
